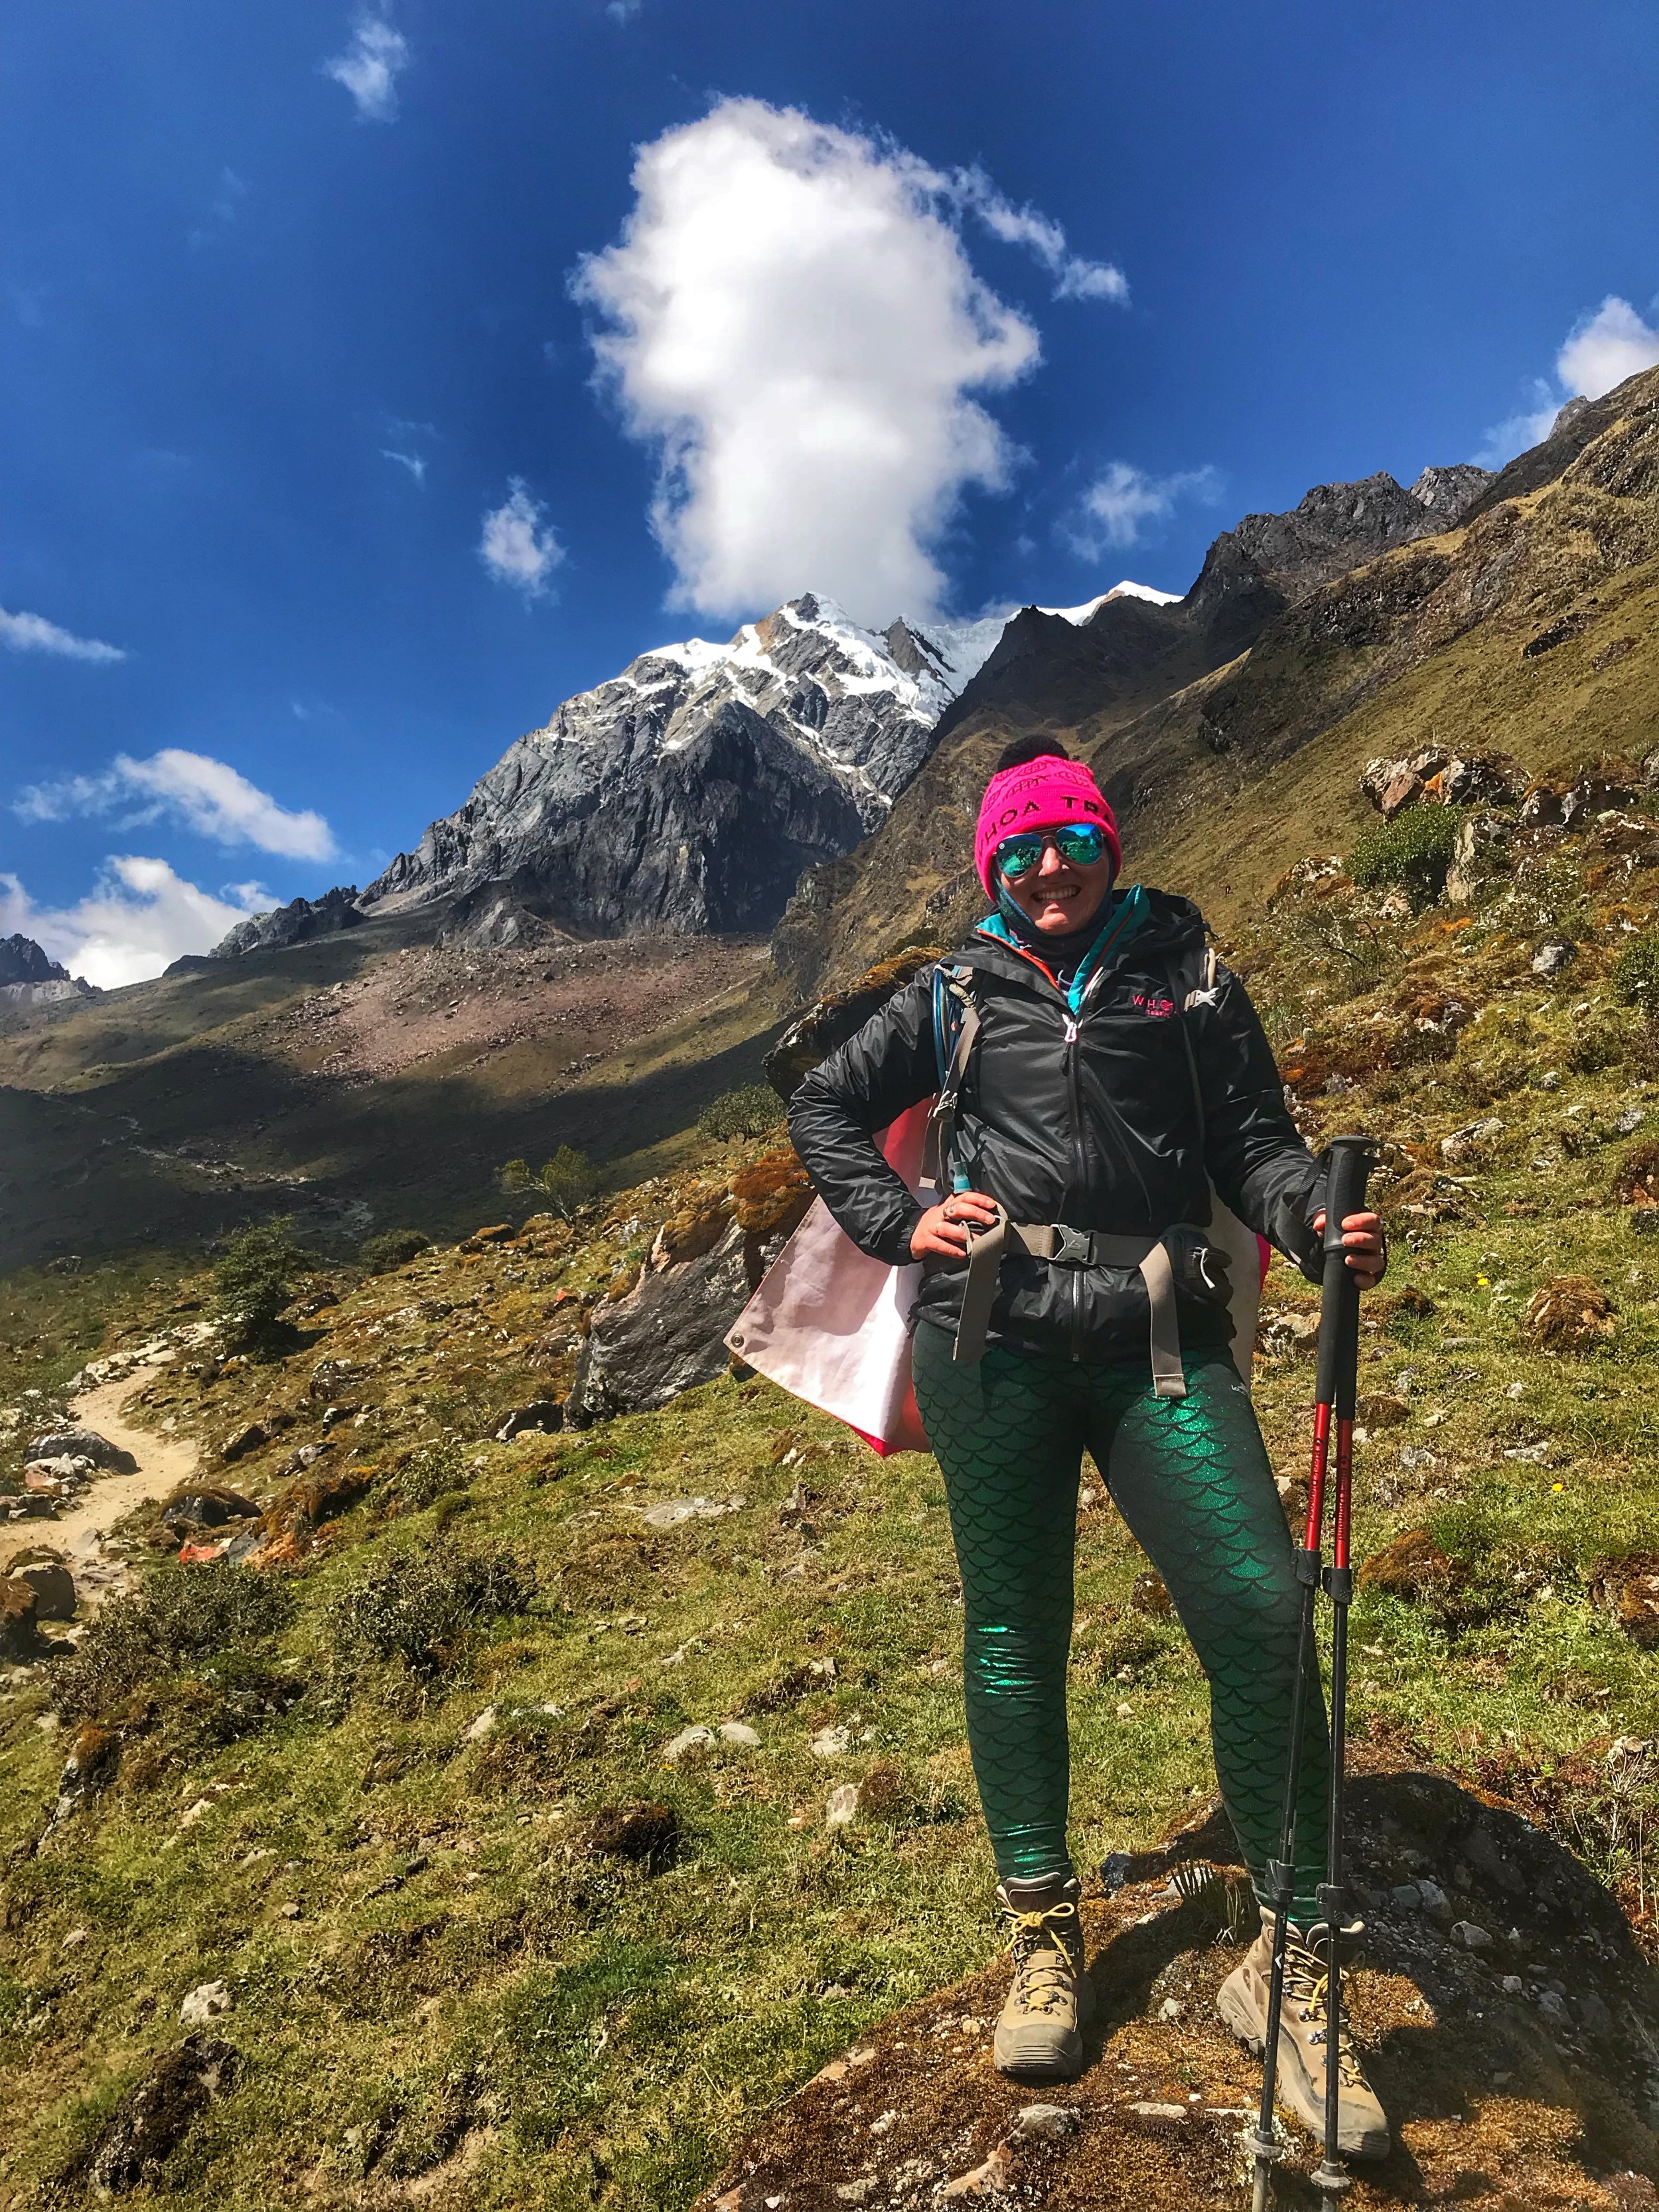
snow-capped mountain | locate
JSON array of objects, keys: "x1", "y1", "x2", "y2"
[{"x1": 360, "y1": 593, "x2": 1010, "y2": 936}]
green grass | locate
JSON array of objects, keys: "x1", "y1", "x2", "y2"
[{"x1": 11, "y1": 790, "x2": 1659, "y2": 2204}]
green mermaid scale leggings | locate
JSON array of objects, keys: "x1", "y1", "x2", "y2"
[{"x1": 910, "y1": 1323, "x2": 1329, "y2": 1921}]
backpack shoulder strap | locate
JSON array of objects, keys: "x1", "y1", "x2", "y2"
[{"x1": 922, "y1": 965, "x2": 980, "y2": 1193}]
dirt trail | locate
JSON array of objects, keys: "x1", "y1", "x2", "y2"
[{"x1": 2, "y1": 1368, "x2": 199, "y2": 1589}]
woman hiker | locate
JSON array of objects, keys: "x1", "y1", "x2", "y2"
[{"x1": 786, "y1": 738, "x2": 1390, "y2": 2159}]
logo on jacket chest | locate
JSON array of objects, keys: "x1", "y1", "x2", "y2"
[{"x1": 1130, "y1": 992, "x2": 1176, "y2": 1019}]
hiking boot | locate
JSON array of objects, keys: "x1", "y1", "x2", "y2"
[
  {"x1": 1216, "y1": 1915, "x2": 1390, "y2": 2160},
  {"x1": 992, "y1": 1873, "x2": 1096, "y2": 2081}
]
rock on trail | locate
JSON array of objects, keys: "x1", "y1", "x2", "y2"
[{"x1": 699, "y1": 1765, "x2": 1659, "y2": 2211}]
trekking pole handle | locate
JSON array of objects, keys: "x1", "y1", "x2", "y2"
[
  {"x1": 1315, "y1": 1136, "x2": 1378, "y2": 1417},
  {"x1": 1321, "y1": 1134, "x2": 1377, "y2": 1256}
]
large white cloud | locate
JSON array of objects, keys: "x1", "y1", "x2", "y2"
[
  {"x1": 0, "y1": 859, "x2": 267, "y2": 990},
  {"x1": 1480, "y1": 293, "x2": 1659, "y2": 465},
  {"x1": 1559, "y1": 295, "x2": 1659, "y2": 402},
  {"x1": 573, "y1": 100, "x2": 1108, "y2": 624},
  {"x1": 323, "y1": 13, "x2": 409, "y2": 123},
  {"x1": 0, "y1": 607, "x2": 125, "y2": 662},
  {"x1": 15, "y1": 748, "x2": 336, "y2": 861},
  {"x1": 1068, "y1": 461, "x2": 1222, "y2": 553}
]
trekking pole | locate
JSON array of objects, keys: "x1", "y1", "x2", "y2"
[
  {"x1": 1246, "y1": 1134, "x2": 1377, "y2": 2212},
  {"x1": 1311, "y1": 1136, "x2": 1377, "y2": 2212}
]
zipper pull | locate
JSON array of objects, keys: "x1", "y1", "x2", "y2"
[{"x1": 1063, "y1": 1017, "x2": 1078, "y2": 1045}]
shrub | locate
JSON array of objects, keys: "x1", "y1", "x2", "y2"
[
  {"x1": 214, "y1": 1217, "x2": 309, "y2": 1353},
  {"x1": 499, "y1": 1145, "x2": 604, "y2": 1220},
  {"x1": 326, "y1": 1542, "x2": 538, "y2": 1677},
  {"x1": 1612, "y1": 932, "x2": 1659, "y2": 1009},
  {"x1": 361, "y1": 1228, "x2": 431, "y2": 1274},
  {"x1": 697, "y1": 1085, "x2": 787, "y2": 1142},
  {"x1": 394, "y1": 1439, "x2": 470, "y2": 1511},
  {"x1": 1347, "y1": 806, "x2": 1465, "y2": 906},
  {"x1": 52, "y1": 1564, "x2": 293, "y2": 1724}
]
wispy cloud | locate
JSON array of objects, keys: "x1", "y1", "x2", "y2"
[
  {"x1": 1067, "y1": 461, "x2": 1223, "y2": 553},
  {"x1": 0, "y1": 859, "x2": 268, "y2": 990},
  {"x1": 382, "y1": 449, "x2": 427, "y2": 484},
  {"x1": 479, "y1": 480, "x2": 565, "y2": 599},
  {"x1": 188, "y1": 166, "x2": 249, "y2": 250},
  {"x1": 15, "y1": 748, "x2": 336, "y2": 862},
  {"x1": 952, "y1": 168, "x2": 1129, "y2": 304},
  {"x1": 0, "y1": 607, "x2": 125, "y2": 662},
  {"x1": 1479, "y1": 293, "x2": 1659, "y2": 465},
  {"x1": 607, "y1": 0, "x2": 643, "y2": 17},
  {"x1": 323, "y1": 13, "x2": 409, "y2": 123}
]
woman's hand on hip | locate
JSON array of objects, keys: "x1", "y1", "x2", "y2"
[
  {"x1": 1311, "y1": 1208, "x2": 1387, "y2": 1290},
  {"x1": 911, "y1": 1190, "x2": 1000, "y2": 1260}
]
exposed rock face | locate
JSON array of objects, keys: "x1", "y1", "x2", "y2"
[
  {"x1": 696, "y1": 1766, "x2": 1659, "y2": 2211},
  {"x1": 27, "y1": 1424, "x2": 139, "y2": 1473},
  {"x1": 0, "y1": 932, "x2": 95, "y2": 1006},
  {"x1": 1409, "y1": 463, "x2": 1496, "y2": 522},
  {"x1": 1211, "y1": 464, "x2": 1492, "y2": 599},
  {"x1": 0, "y1": 932, "x2": 68, "y2": 986},
  {"x1": 361, "y1": 596, "x2": 1005, "y2": 937},
  {"x1": 207, "y1": 885, "x2": 365, "y2": 960},
  {"x1": 567, "y1": 1217, "x2": 789, "y2": 1423}
]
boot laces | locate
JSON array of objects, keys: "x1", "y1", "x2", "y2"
[
  {"x1": 1005, "y1": 1899, "x2": 1080, "y2": 2017},
  {"x1": 1282, "y1": 1931, "x2": 1366, "y2": 2089}
]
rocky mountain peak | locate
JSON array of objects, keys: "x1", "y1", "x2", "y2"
[
  {"x1": 207, "y1": 887, "x2": 365, "y2": 962},
  {"x1": 0, "y1": 933, "x2": 68, "y2": 988},
  {"x1": 1216, "y1": 464, "x2": 1491, "y2": 600},
  {"x1": 358, "y1": 592, "x2": 1008, "y2": 939},
  {"x1": 0, "y1": 932, "x2": 96, "y2": 1008},
  {"x1": 1409, "y1": 463, "x2": 1495, "y2": 521}
]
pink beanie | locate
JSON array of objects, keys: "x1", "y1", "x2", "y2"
[{"x1": 974, "y1": 753, "x2": 1121, "y2": 896}]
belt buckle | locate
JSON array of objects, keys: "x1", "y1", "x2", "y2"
[{"x1": 1050, "y1": 1224, "x2": 1092, "y2": 1266}]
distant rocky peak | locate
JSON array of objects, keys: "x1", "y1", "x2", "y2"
[
  {"x1": 0, "y1": 932, "x2": 69, "y2": 987},
  {"x1": 1409, "y1": 463, "x2": 1495, "y2": 522},
  {"x1": 358, "y1": 589, "x2": 1009, "y2": 939},
  {"x1": 1216, "y1": 462, "x2": 1491, "y2": 601},
  {"x1": 208, "y1": 886, "x2": 364, "y2": 961}
]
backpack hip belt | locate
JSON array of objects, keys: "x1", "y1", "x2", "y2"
[{"x1": 954, "y1": 1205, "x2": 1198, "y2": 1396}]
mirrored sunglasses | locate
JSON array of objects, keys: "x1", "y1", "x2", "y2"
[{"x1": 995, "y1": 822, "x2": 1109, "y2": 881}]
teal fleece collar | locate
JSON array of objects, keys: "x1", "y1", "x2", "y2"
[{"x1": 977, "y1": 884, "x2": 1151, "y2": 1013}]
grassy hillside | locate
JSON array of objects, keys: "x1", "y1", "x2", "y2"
[
  {"x1": 0, "y1": 922, "x2": 785, "y2": 1274},
  {"x1": 7, "y1": 784, "x2": 1659, "y2": 2204},
  {"x1": 776, "y1": 366, "x2": 1659, "y2": 988}
]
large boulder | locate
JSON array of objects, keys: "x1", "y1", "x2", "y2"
[
  {"x1": 27, "y1": 1426, "x2": 137, "y2": 1474},
  {"x1": 764, "y1": 946, "x2": 944, "y2": 1101},
  {"x1": 8, "y1": 1556, "x2": 76, "y2": 1620},
  {"x1": 568, "y1": 1219, "x2": 788, "y2": 1425}
]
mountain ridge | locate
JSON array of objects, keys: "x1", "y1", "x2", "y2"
[{"x1": 772, "y1": 377, "x2": 1659, "y2": 990}]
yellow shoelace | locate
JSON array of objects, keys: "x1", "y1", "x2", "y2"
[
  {"x1": 1005, "y1": 1900, "x2": 1080, "y2": 2016},
  {"x1": 1282, "y1": 1939, "x2": 1367, "y2": 2088}
]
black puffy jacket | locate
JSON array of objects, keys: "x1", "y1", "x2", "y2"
[{"x1": 786, "y1": 891, "x2": 1327, "y2": 1361}]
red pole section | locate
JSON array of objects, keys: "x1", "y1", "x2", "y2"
[{"x1": 1304, "y1": 1400, "x2": 1332, "y2": 1551}]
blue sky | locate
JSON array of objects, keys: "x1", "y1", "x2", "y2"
[{"x1": 4, "y1": 0, "x2": 1658, "y2": 982}]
